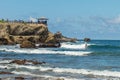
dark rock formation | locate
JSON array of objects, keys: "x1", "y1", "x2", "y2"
[
  {"x1": 0, "y1": 71, "x2": 12, "y2": 74},
  {"x1": 15, "y1": 77, "x2": 24, "y2": 80},
  {"x1": 38, "y1": 43, "x2": 61, "y2": 48},
  {"x1": 0, "y1": 38, "x2": 8, "y2": 45},
  {"x1": 10, "y1": 59, "x2": 46, "y2": 65},
  {"x1": 31, "y1": 60, "x2": 45, "y2": 65},
  {"x1": 27, "y1": 37, "x2": 36, "y2": 43},
  {"x1": 54, "y1": 31, "x2": 78, "y2": 42},
  {"x1": 56, "y1": 78, "x2": 64, "y2": 80},
  {"x1": 10, "y1": 59, "x2": 26, "y2": 65},
  {"x1": 20, "y1": 40, "x2": 36, "y2": 48},
  {"x1": 9, "y1": 24, "x2": 48, "y2": 36}
]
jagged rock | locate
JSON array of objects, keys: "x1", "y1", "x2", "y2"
[
  {"x1": 54, "y1": 31, "x2": 77, "y2": 42},
  {"x1": 10, "y1": 59, "x2": 26, "y2": 65},
  {"x1": 0, "y1": 71, "x2": 12, "y2": 74},
  {"x1": 31, "y1": 60, "x2": 46, "y2": 65},
  {"x1": 10, "y1": 59, "x2": 46, "y2": 65},
  {"x1": 54, "y1": 31, "x2": 62, "y2": 38},
  {"x1": 9, "y1": 35, "x2": 15, "y2": 42},
  {"x1": 15, "y1": 77, "x2": 24, "y2": 80},
  {"x1": 20, "y1": 40, "x2": 36, "y2": 48},
  {"x1": 5, "y1": 36, "x2": 15, "y2": 45},
  {"x1": 45, "y1": 32, "x2": 58, "y2": 43},
  {"x1": 39, "y1": 43, "x2": 61, "y2": 48},
  {"x1": 56, "y1": 78, "x2": 64, "y2": 80},
  {"x1": 0, "y1": 23, "x2": 49, "y2": 44},
  {"x1": 0, "y1": 38, "x2": 8, "y2": 45},
  {"x1": 27, "y1": 37, "x2": 36, "y2": 43},
  {"x1": 10, "y1": 24, "x2": 48, "y2": 36},
  {"x1": 12, "y1": 36, "x2": 39, "y2": 44},
  {"x1": 45, "y1": 36, "x2": 57, "y2": 43}
]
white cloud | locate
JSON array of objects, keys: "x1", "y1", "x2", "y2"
[
  {"x1": 107, "y1": 15, "x2": 120, "y2": 24},
  {"x1": 49, "y1": 16, "x2": 120, "y2": 39}
]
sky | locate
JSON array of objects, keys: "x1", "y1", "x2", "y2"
[{"x1": 0, "y1": 0, "x2": 120, "y2": 40}]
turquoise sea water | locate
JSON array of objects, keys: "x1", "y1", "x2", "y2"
[{"x1": 0, "y1": 40, "x2": 120, "y2": 80}]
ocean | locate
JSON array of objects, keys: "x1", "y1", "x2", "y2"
[{"x1": 0, "y1": 40, "x2": 120, "y2": 80}]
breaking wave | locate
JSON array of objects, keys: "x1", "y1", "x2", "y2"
[
  {"x1": 0, "y1": 47, "x2": 91, "y2": 56},
  {"x1": 12, "y1": 71, "x2": 77, "y2": 80},
  {"x1": 61, "y1": 43, "x2": 86, "y2": 49},
  {"x1": 61, "y1": 43, "x2": 94, "y2": 49},
  {"x1": 4, "y1": 64, "x2": 120, "y2": 78},
  {"x1": 53, "y1": 68, "x2": 120, "y2": 77}
]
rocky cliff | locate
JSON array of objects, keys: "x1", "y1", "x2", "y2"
[
  {"x1": 54, "y1": 32, "x2": 77, "y2": 42},
  {"x1": 0, "y1": 22, "x2": 77, "y2": 48}
]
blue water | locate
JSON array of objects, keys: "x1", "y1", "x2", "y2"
[{"x1": 0, "y1": 40, "x2": 120, "y2": 80}]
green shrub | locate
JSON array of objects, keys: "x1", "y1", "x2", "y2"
[{"x1": 0, "y1": 19, "x2": 5, "y2": 23}]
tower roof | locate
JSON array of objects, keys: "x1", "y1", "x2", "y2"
[{"x1": 38, "y1": 17, "x2": 48, "y2": 20}]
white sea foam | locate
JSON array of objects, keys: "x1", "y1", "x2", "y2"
[
  {"x1": 0, "y1": 65, "x2": 8, "y2": 69},
  {"x1": 61, "y1": 43, "x2": 94, "y2": 49},
  {"x1": 0, "y1": 47, "x2": 91, "y2": 56},
  {"x1": 53, "y1": 68, "x2": 120, "y2": 77},
  {"x1": 61, "y1": 43, "x2": 86, "y2": 49},
  {"x1": 12, "y1": 71, "x2": 77, "y2": 80},
  {"x1": 11, "y1": 64, "x2": 39, "y2": 70},
  {"x1": 26, "y1": 66, "x2": 120, "y2": 77},
  {"x1": 8, "y1": 64, "x2": 120, "y2": 78},
  {"x1": 0, "y1": 60, "x2": 12, "y2": 64}
]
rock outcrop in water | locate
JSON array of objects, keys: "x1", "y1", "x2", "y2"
[
  {"x1": 10, "y1": 59, "x2": 46, "y2": 65},
  {"x1": 0, "y1": 23, "x2": 77, "y2": 48},
  {"x1": 54, "y1": 31, "x2": 77, "y2": 42},
  {"x1": 20, "y1": 40, "x2": 36, "y2": 48},
  {"x1": 0, "y1": 71, "x2": 12, "y2": 74}
]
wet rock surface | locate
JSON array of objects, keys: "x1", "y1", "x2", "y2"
[
  {"x1": 15, "y1": 77, "x2": 24, "y2": 80},
  {"x1": 38, "y1": 43, "x2": 61, "y2": 48},
  {"x1": 10, "y1": 59, "x2": 46, "y2": 65},
  {"x1": 0, "y1": 71, "x2": 12, "y2": 74},
  {"x1": 20, "y1": 40, "x2": 36, "y2": 48}
]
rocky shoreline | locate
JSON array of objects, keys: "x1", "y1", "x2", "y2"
[
  {"x1": 0, "y1": 22, "x2": 77, "y2": 48},
  {"x1": 0, "y1": 76, "x2": 65, "y2": 80},
  {"x1": 0, "y1": 22, "x2": 77, "y2": 80},
  {"x1": 0, "y1": 59, "x2": 65, "y2": 80}
]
